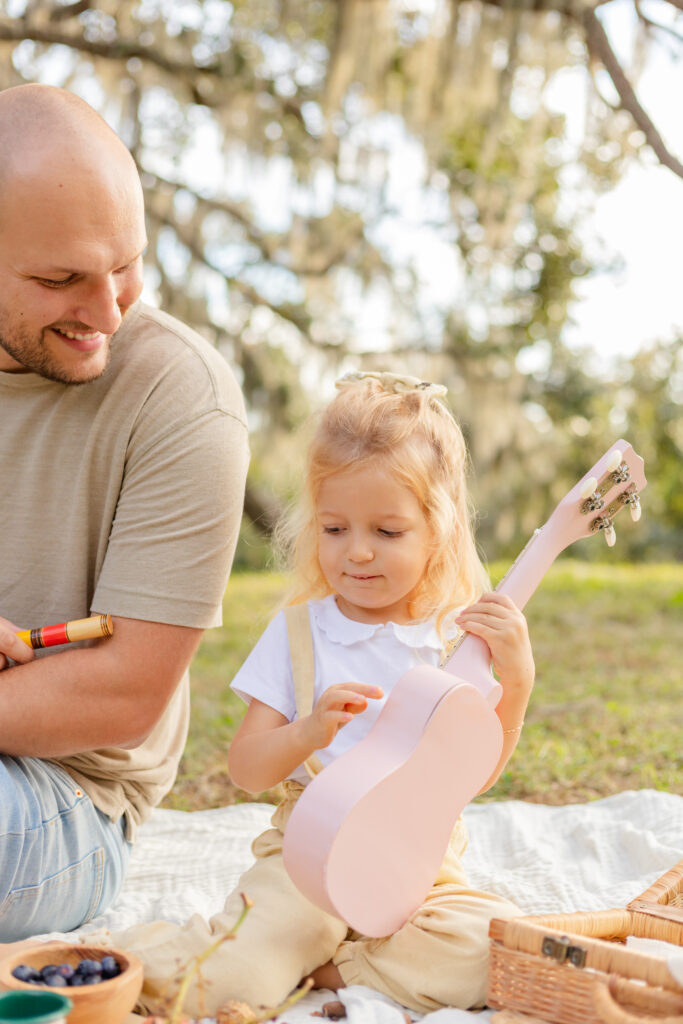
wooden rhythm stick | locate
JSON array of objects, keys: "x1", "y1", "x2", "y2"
[{"x1": 16, "y1": 613, "x2": 114, "y2": 649}]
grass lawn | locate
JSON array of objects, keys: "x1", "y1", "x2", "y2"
[{"x1": 163, "y1": 560, "x2": 682, "y2": 811}]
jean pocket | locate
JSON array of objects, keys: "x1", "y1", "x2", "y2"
[{"x1": 0, "y1": 845, "x2": 105, "y2": 941}]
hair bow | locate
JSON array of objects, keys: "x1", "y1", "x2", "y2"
[{"x1": 335, "y1": 371, "x2": 447, "y2": 397}]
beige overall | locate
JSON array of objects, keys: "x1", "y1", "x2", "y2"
[{"x1": 117, "y1": 605, "x2": 521, "y2": 1018}]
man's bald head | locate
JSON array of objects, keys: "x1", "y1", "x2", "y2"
[
  {"x1": 0, "y1": 83, "x2": 141, "y2": 209},
  {"x1": 0, "y1": 84, "x2": 147, "y2": 382}
]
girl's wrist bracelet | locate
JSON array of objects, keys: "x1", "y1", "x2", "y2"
[{"x1": 503, "y1": 721, "x2": 525, "y2": 734}]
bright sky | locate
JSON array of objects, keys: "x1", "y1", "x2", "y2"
[{"x1": 564, "y1": 161, "x2": 683, "y2": 360}]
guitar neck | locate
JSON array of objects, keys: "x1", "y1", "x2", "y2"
[
  {"x1": 491, "y1": 514, "x2": 568, "y2": 610},
  {"x1": 442, "y1": 514, "x2": 567, "y2": 696},
  {"x1": 437, "y1": 439, "x2": 644, "y2": 704}
]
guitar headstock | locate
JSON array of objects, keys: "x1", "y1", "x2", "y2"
[{"x1": 548, "y1": 440, "x2": 647, "y2": 549}]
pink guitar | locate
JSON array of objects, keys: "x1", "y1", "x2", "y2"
[{"x1": 282, "y1": 440, "x2": 646, "y2": 936}]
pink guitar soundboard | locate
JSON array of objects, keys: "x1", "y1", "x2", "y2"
[{"x1": 282, "y1": 440, "x2": 646, "y2": 936}]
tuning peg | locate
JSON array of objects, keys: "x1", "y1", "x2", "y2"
[
  {"x1": 619, "y1": 488, "x2": 642, "y2": 522},
  {"x1": 629, "y1": 495, "x2": 641, "y2": 522},
  {"x1": 606, "y1": 449, "x2": 623, "y2": 472},
  {"x1": 591, "y1": 513, "x2": 616, "y2": 544},
  {"x1": 580, "y1": 476, "x2": 599, "y2": 500},
  {"x1": 580, "y1": 475, "x2": 604, "y2": 513}
]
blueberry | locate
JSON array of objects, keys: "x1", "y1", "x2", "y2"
[
  {"x1": 54, "y1": 964, "x2": 75, "y2": 981},
  {"x1": 100, "y1": 956, "x2": 119, "y2": 979},
  {"x1": 46, "y1": 973, "x2": 69, "y2": 987},
  {"x1": 69, "y1": 974, "x2": 87, "y2": 986},
  {"x1": 11, "y1": 964, "x2": 39, "y2": 983},
  {"x1": 75, "y1": 959, "x2": 100, "y2": 977},
  {"x1": 40, "y1": 965, "x2": 60, "y2": 982},
  {"x1": 83, "y1": 974, "x2": 102, "y2": 985}
]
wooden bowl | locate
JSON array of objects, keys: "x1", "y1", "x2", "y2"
[{"x1": 0, "y1": 943, "x2": 143, "y2": 1024}]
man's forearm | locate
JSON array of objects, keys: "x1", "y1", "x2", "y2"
[
  {"x1": 0, "y1": 616, "x2": 203, "y2": 758},
  {"x1": 0, "y1": 648, "x2": 154, "y2": 756}
]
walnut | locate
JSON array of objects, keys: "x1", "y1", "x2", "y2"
[
  {"x1": 215, "y1": 998, "x2": 258, "y2": 1023},
  {"x1": 321, "y1": 1001, "x2": 347, "y2": 1019}
]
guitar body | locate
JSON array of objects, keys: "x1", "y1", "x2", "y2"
[
  {"x1": 283, "y1": 440, "x2": 647, "y2": 936},
  {"x1": 283, "y1": 667, "x2": 502, "y2": 935}
]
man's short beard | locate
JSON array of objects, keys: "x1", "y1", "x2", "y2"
[{"x1": 0, "y1": 322, "x2": 111, "y2": 384}]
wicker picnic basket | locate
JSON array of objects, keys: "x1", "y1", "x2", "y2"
[
  {"x1": 487, "y1": 859, "x2": 683, "y2": 1024},
  {"x1": 627, "y1": 859, "x2": 683, "y2": 930}
]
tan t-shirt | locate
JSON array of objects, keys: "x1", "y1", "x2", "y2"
[{"x1": 0, "y1": 302, "x2": 249, "y2": 837}]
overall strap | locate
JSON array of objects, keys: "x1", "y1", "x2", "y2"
[
  {"x1": 284, "y1": 604, "x2": 324, "y2": 778},
  {"x1": 440, "y1": 628, "x2": 464, "y2": 667}
]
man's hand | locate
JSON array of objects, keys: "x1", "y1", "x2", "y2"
[{"x1": 0, "y1": 615, "x2": 35, "y2": 672}]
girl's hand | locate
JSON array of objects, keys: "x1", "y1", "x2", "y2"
[
  {"x1": 228, "y1": 686, "x2": 382, "y2": 794},
  {"x1": 455, "y1": 593, "x2": 535, "y2": 694},
  {"x1": 306, "y1": 682, "x2": 384, "y2": 749},
  {"x1": 458, "y1": 593, "x2": 535, "y2": 793}
]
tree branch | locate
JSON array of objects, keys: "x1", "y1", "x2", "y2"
[
  {"x1": 142, "y1": 172, "x2": 278, "y2": 264},
  {"x1": 580, "y1": 5, "x2": 683, "y2": 179},
  {"x1": 0, "y1": 20, "x2": 222, "y2": 78},
  {"x1": 48, "y1": 1, "x2": 92, "y2": 22},
  {"x1": 0, "y1": 16, "x2": 311, "y2": 116},
  {"x1": 454, "y1": 0, "x2": 683, "y2": 180},
  {"x1": 143, "y1": 171, "x2": 367, "y2": 279},
  {"x1": 145, "y1": 206, "x2": 347, "y2": 351},
  {"x1": 634, "y1": 0, "x2": 683, "y2": 48},
  {"x1": 242, "y1": 483, "x2": 283, "y2": 538}
]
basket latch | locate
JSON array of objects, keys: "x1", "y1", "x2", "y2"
[{"x1": 541, "y1": 934, "x2": 587, "y2": 967}]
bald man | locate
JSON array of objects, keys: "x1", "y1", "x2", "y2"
[{"x1": 0, "y1": 84, "x2": 249, "y2": 940}]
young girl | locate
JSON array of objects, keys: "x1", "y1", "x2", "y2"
[{"x1": 115, "y1": 371, "x2": 535, "y2": 1018}]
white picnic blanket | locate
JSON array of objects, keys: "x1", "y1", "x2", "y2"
[{"x1": 54, "y1": 788, "x2": 683, "y2": 1023}]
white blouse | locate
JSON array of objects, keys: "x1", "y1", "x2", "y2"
[{"x1": 231, "y1": 594, "x2": 450, "y2": 783}]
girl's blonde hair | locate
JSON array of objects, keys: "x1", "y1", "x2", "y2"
[{"x1": 276, "y1": 375, "x2": 489, "y2": 635}]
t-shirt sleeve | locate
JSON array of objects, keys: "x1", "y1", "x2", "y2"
[
  {"x1": 92, "y1": 347, "x2": 249, "y2": 629},
  {"x1": 230, "y1": 611, "x2": 297, "y2": 721}
]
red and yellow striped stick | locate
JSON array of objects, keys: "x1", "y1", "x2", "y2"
[{"x1": 16, "y1": 613, "x2": 113, "y2": 650}]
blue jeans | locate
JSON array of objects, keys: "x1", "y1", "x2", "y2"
[{"x1": 0, "y1": 757, "x2": 131, "y2": 941}]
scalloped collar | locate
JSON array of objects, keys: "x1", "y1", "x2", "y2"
[{"x1": 311, "y1": 594, "x2": 444, "y2": 650}]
